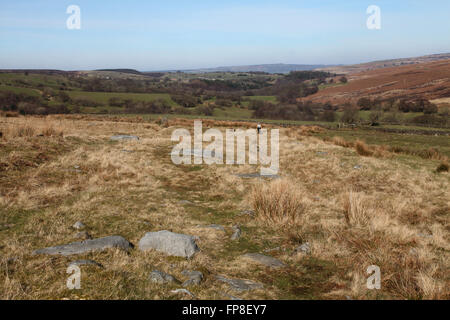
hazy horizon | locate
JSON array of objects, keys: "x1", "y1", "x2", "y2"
[{"x1": 1, "y1": 0, "x2": 450, "y2": 70}]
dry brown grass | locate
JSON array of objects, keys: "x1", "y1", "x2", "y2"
[
  {"x1": 0, "y1": 116, "x2": 448, "y2": 300},
  {"x1": 250, "y1": 179, "x2": 306, "y2": 226},
  {"x1": 354, "y1": 140, "x2": 374, "y2": 157}
]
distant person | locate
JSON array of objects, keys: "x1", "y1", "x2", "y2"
[{"x1": 257, "y1": 123, "x2": 262, "y2": 134}]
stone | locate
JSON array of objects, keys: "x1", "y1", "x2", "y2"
[
  {"x1": 353, "y1": 165, "x2": 362, "y2": 170},
  {"x1": 182, "y1": 270, "x2": 203, "y2": 287},
  {"x1": 203, "y1": 224, "x2": 225, "y2": 232},
  {"x1": 68, "y1": 260, "x2": 103, "y2": 268},
  {"x1": 238, "y1": 209, "x2": 255, "y2": 217},
  {"x1": 215, "y1": 275, "x2": 263, "y2": 292},
  {"x1": 32, "y1": 236, "x2": 133, "y2": 256},
  {"x1": 138, "y1": 230, "x2": 200, "y2": 259},
  {"x1": 170, "y1": 288, "x2": 195, "y2": 298},
  {"x1": 230, "y1": 225, "x2": 241, "y2": 240},
  {"x1": 236, "y1": 173, "x2": 280, "y2": 179},
  {"x1": 74, "y1": 231, "x2": 92, "y2": 240},
  {"x1": 242, "y1": 253, "x2": 286, "y2": 268},
  {"x1": 149, "y1": 270, "x2": 179, "y2": 284},
  {"x1": 178, "y1": 200, "x2": 193, "y2": 205},
  {"x1": 72, "y1": 221, "x2": 85, "y2": 230},
  {"x1": 110, "y1": 135, "x2": 139, "y2": 141},
  {"x1": 295, "y1": 242, "x2": 311, "y2": 255},
  {"x1": 223, "y1": 293, "x2": 243, "y2": 300}
]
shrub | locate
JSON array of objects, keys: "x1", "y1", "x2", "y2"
[
  {"x1": 15, "y1": 125, "x2": 35, "y2": 137},
  {"x1": 332, "y1": 136, "x2": 354, "y2": 148},
  {"x1": 436, "y1": 162, "x2": 449, "y2": 173},
  {"x1": 342, "y1": 191, "x2": 370, "y2": 226},
  {"x1": 354, "y1": 140, "x2": 373, "y2": 156},
  {"x1": 250, "y1": 179, "x2": 306, "y2": 225}
]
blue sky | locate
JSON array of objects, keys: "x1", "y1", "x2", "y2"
[{"x1": 1, "y1": 0, "x2": 449, "y2": 70}]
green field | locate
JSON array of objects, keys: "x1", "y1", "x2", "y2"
[
  {"x1": 66, "y1": 91, "x2": 177, "y2": 106},
  {"x1": 0, "y1": 85, "x2": 40, "y2": 96}
]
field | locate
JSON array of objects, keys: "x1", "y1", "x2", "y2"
[
  {"x1": 66, "y1": 91, "x2": 176, "y2": 106},
  {"x1": 0, "y1": 114, "x2": 448, "y2": 300}
]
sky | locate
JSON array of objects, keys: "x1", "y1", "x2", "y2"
[{"x1": 1, "y1": 0, "x2": 450, "y2": 71}]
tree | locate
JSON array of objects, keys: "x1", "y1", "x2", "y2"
[
  {"x1": 339, "y1": 76, "x2": 348, "y2": 84},
  {"x1": 341, "y1": 105, "x2": 360, "y2": 123}
]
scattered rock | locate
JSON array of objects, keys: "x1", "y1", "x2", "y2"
[
  {"x1": 295, "y1": 242, "x2": 311, "y2": 255},
  {"x1": 418, "y1": 233, "x2": 432, "y2": 238},
  {"x1": 149, "y1": 270, "x2": 180, "y2": 284},
  {"x1": 74, "y1": 231, "x2": 92, "y2": 240},
  {"x1": 72, "y1": 221, "x2": 85, "y2": 230},
  {"x1": 202, "y1": 224, "x2": 225, "y2": 232},
  {"x1": 68, "y1": 260, "x2": 103, "y2": 268},
  {"x1": 238, "y1": 209, "x2": 255, "y2": 217},
  {"x1": 316, "y1": 151, "x2": 328, "y2": 156},
  {"x1": 215, "y1": 275, "x2": 263, "y2": 292},
  {"x1": 230, "y1": 225, "x2": 241, "y2": 240},
  {"x1": 32, "y1": 236, "x2": 133, "y2": 256},
  {"x1": 223, "y1": 293, "x2": 243, "y2": 300},
  {"x1": 138, "y1": 230, "x2": 200, "y2": 259},
  {"x1": 242, "y1": 253, "x2": 286, "y2": 268},
  {"x1": 110, "y1": 135, "x2": 139, "y2": 141},
  {"x1": 178, "y1": 200, "x2": 193, "y2": 205},
  {"x1": 158, "y1": 117, "x2": 169, "y2": 128},
  {"x1": 182, "y1": 270, "x2": 203, "y2": 287},
  {"x1": 264, "y1": 247, "x2": 281, "y2": 253},
  {"x1": 74, "y1": 165, "x2": 80, "y2": 170},
  {"x1": 353, "y1": 165, "x2": 362, "y2": 170},
  {"x1": 236, "y1": 173, "x2": 280, "y2": 179},
  {"x1": 170, "y1": 288, "x2": 195, "y2": 298}
]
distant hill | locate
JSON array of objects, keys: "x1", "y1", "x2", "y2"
[
  {"x1": 159, "y1": 64, "x2": 333, "y2": 74},
  {"x1": 302, "y1": 59, "x2": 450, "y2": 105},
  {"x1": 316, "y1": 53, "x2": 450, "y2": 75},
  {"x1": 95, "y1": 69, "x2": 143, "y2": 75}
]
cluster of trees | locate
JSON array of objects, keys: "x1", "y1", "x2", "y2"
[
  {"x1": 0, "y1": 91, "x2": 70, "y2": 115},
  {"x1": 357, "y1": 97, "x2": 439, "y2": 114}
]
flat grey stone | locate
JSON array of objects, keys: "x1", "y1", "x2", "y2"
[
  {"x1": 236, "y1": 173, "x2": 280, "y2": 179},
  {"x1": 353, "y1": 165, "x2": 362, "y2": 170},
  {"x1": 32, "y1": 236, "x2": 133, "y2": 256},
  {"x1": 223, "y1": 293, "x2": 243, "y2": 300},
  {"x1": 138, "y1": 230, "x2": 199, "y2": 259},
  {"x1": 238, "y1": 209, "x2": 255, "y2": 217},
  {"x1": 203, "y1": 224, "x2": 225, "y2": 232},
  {"x1": 72, "y1": 221, "x2": 85, "y2": 230},
  {"x1": 295, "y1": 242, "x2": 311, "y2": 255},
  {"x1": 182, "y1": 270, "x2": 203, "y2": 287},
  {"x1": 170, "y1": 288, "x2": 195, "y2": 298},
  {"x1": 68, "y1": 260, "x2": 103, "y2": 268},
  {"x1": 215, "y1": 275, "x2": 263, "y2": 292},
  {"x1": 231, "y1": 225, "x2": 241, "y2": 240},
  {"x1": 110, "y1": 135, "x2": 139, "y2": 141},
  {"x1": 149, "y1": 270, "x2": 179, "y2": 284},
  {"x1": 242, "y1": 253, "x2": 286, "y2": 268}
]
